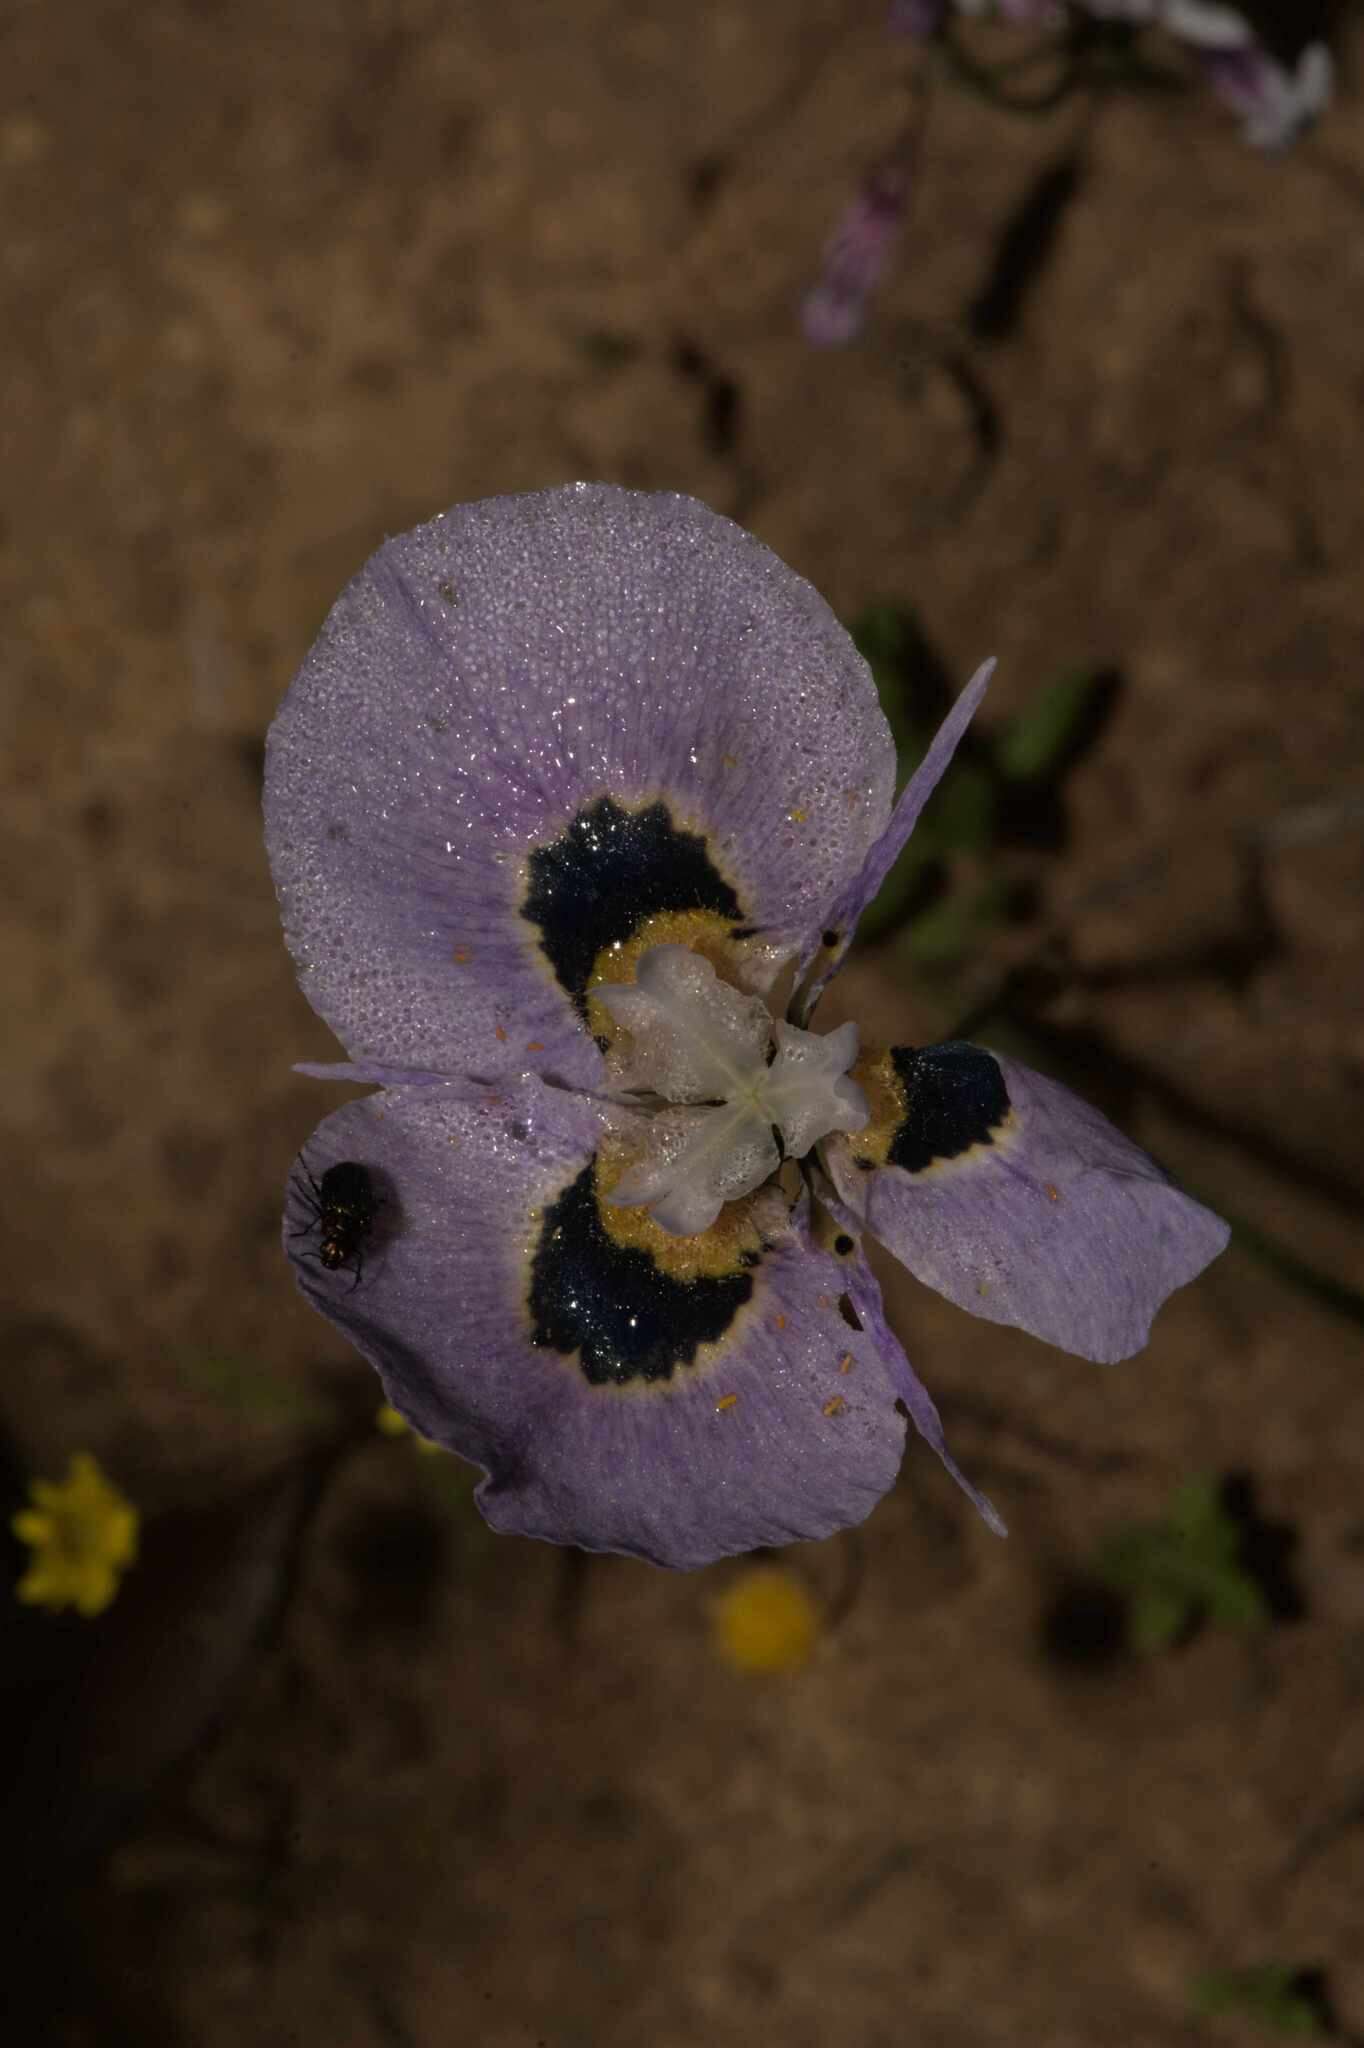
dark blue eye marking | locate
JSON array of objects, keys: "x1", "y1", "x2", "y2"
[
  {"x1": 528, "y1": 1159, "x2": 755, "y2": 1387},
  {"x1": 523, "y1": 797, "x2": 744, "y2": 1020},
  {"x1": 887, "y1": 1043, "x2": 1010, "y2": 1174}
]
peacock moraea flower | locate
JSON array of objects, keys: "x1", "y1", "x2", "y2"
[{"x1": 265, "y1": 484, "x2": 1228, "y2": 1569}]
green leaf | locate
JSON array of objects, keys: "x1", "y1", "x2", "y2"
[
  {"x1": 1204, "y1": 1573, "x2": 1270, "y2": 1631},
  {"x1": 1190, "y1": 1965, "x2": 1328, "y2": 2036},
  {"x1": 1168, "y1": 1477, "x2": 1229, "y2": 1550},
  {"x1": 903, "y1": 877, "x2": 1011, "y2": 968},
  {"x1": 1095, "y1": 1476, "x2": 1271, "y2": 1652},
  {"x1": 994, "y1": 664, "x2": 1108, "y2": 782},
  {"x1": 1129, "y1": 1583, "x2": 1192, "y2": 1655}
]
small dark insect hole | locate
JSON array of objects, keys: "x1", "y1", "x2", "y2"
[
  {"x1": 822, "y1": 929, "x2": 839, "y2": 949},
  {"x1": 687, "y1": 153, "x2": 728, "y2": 211},
  {"x1": 334, "y1": 1499, "x2": 448, "y2": 1632},
  {"x1": 1220, "y1": 1469, "x2": 1307, "y2": 1623},
  {"x1": 834, "y1": 1233, "x2": 855, "y2": 1257},
  {"x1": 237, "y1": 734, "x2": 267, "y2": 790},
  {"x1": 1039, "y1": 1575, "x2": 1130, "y2": 1674},
  {"x1": 1284, "y1": 1968, "x2": 1339, "y2": 2035}
]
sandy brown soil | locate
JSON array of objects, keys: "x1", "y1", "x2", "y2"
[{"x1": 3, "y1": 2, "x2": 1363, "y2": 2044}]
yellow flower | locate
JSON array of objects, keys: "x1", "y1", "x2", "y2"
[
  {"x1": 711, "y1": 1565, "x2": 823, "y2": 1675},
  {"x1": 375, "y1": 1403, "x2": 444, "y2": 1453},
  {"x1": 11, "y1": 1452, "x2": 139, "y2": 1618}
]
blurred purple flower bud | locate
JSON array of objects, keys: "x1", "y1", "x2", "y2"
[
  {"x1": 1202, "y1": 38, "x2": 1332, "y2": 149},
  {"x1": 802, "y1": 158, "x2": 914, "y2": 348},
  {"x1": 1161, "y1": 1, "x2": 1253, "y2": 48}
]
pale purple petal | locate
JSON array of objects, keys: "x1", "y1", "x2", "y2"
[
  {"x1": 797, "y1": 660, "x2": 994, "y2": 1019},
  {"x1": 1161, "y1": 1, "x2": 1253, "y2": 51},
  {"x1": 265, "y1": 486, "x2": 895, "y2": 1089},
  {"x1": 285, "y1": 1079, "x2": 908, "y2": 1569},
  {"x1": 827, "y1": 1046, "x2": 1230, "y2": 1364}
]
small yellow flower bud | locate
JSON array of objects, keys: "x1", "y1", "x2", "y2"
[
  {"x1": 11, "y1": 1452, "x2": 139, "y2": 1618},
  {"x1": 711, "y1": 1565, "x2": 822, "y2": 1674}
]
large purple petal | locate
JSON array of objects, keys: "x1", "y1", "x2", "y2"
[
  {"x1": 826, "y1": 1045, "x2": 1230, "y2": 1364},
  {"x1": 265, "y1": 486, "x2": 896, "y2": 1088},
  {"x1": 285, "y1": 1077, "x2": 908, "y2": 1570},
  {"x1": 797, "y1": 660, "x2": 993, "y2": 1020}
]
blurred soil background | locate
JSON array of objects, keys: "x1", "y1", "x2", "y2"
[{"x1": 2, "y1": 2, "x2": 1363, "y2": 2043}]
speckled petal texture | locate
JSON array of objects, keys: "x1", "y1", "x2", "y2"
[
  {"x1": 827, "y1": 1052, "x2": 1230, "y2": 1364},
  {"x1": 265, "y1": 485, "x2": 896, "y2": 1085},
  {"x1": 286, "y1": 1080, "x2": 908, "y2": 1569}
]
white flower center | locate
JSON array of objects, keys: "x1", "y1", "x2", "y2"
[{"x1": 597, "y1": 944, "x2": 868, "y2": 1236}]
